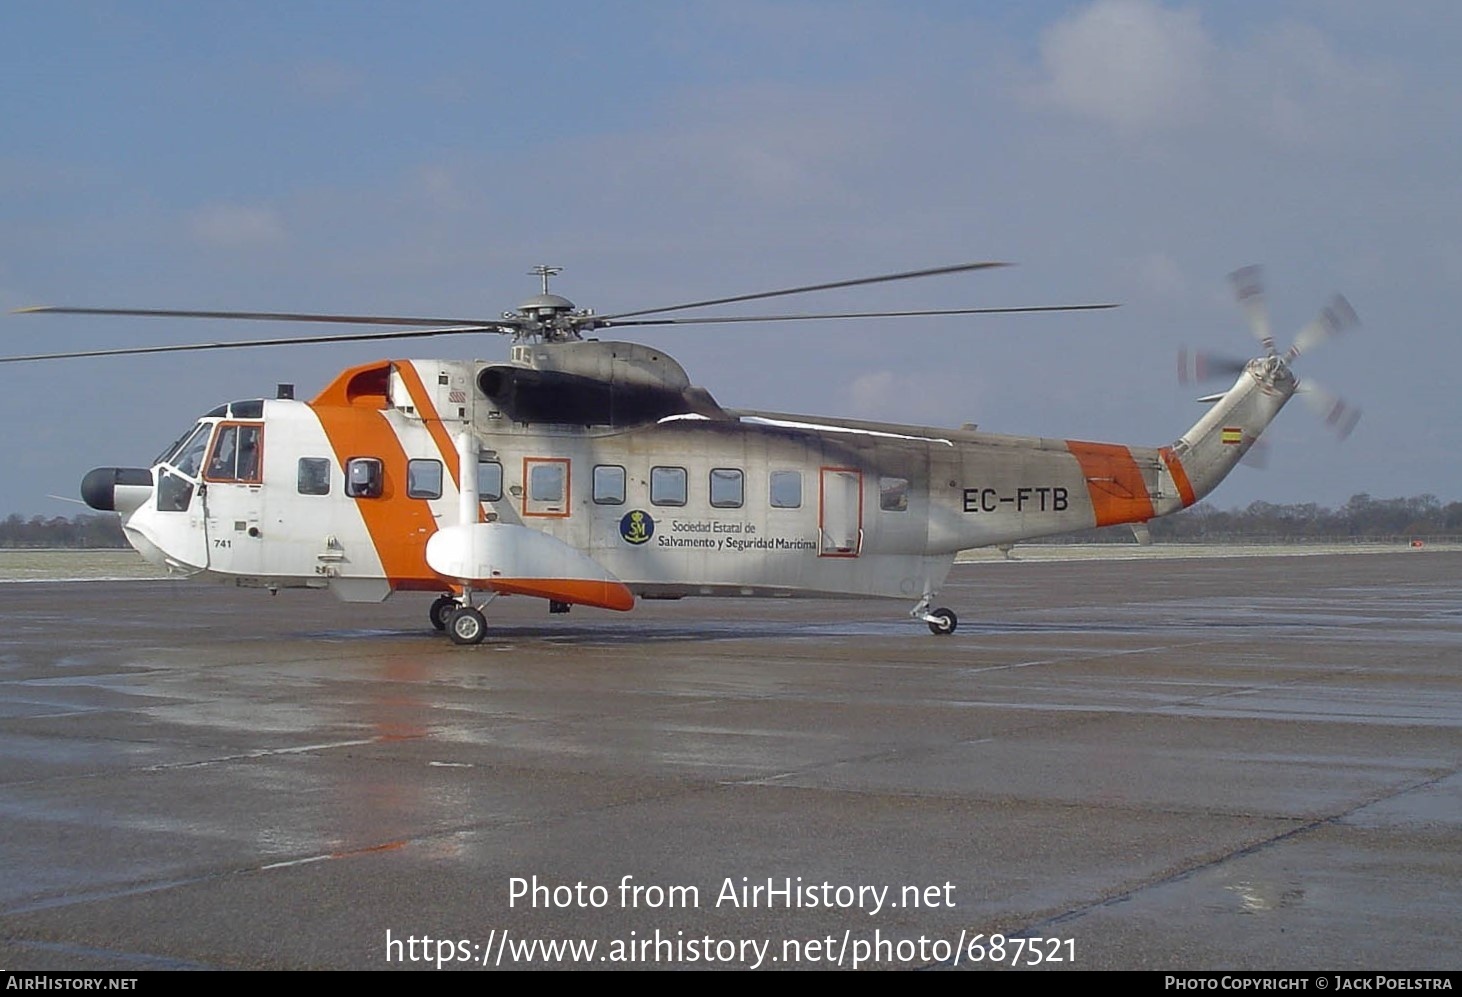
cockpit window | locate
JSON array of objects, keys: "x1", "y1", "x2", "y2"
[
  {"x1": 170, "y1": 424, "x2": 214, "y2": 479},
  {"x1": 157, "y1": 470, "x2": 195, "y2": 512},
  {"x1": 205, "y1": 424, "x2": 263, "y2": 482},
  {"x1": 228, "y1": 400, "x2": 264, "y2": 419},
  {"x1": 154, "y1": 422, "x2": 202, "y2": 467}
]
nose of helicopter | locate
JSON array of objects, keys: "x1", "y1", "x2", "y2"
[{"x1": 81, "y1": 467, "x2": 154, "y2": 514}]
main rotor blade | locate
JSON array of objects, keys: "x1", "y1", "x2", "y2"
[
  {"x1": 598, "y1": 302, "x2": 1118, "y2": 328},
  {"x1": 0, "y1": 324, "x2": 503, "y2": 364},
  {"x1": 593, "y1": 261, "x2": 1011, "y2": 322},
  {"x1": 14, "y1": 305, "x2": 503, "y2": 328}
]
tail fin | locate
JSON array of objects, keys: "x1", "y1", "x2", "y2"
[{"x1": 1157, "y1": 356, "x2": 1297, "y2": 513}]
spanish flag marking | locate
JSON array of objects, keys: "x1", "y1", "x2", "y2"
[{"x1": 1221, "y1": 427, "x2": 1244, "y2": 445}]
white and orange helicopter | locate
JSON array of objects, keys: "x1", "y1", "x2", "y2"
[{"x1": 5, "y1": 263, "x2": 1357, "y2": 643}]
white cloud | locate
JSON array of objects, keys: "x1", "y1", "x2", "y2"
[
  {"x1": 1034, "y1": 0, "x2": 1214, "y2": 132},
  {"x1": 1231, "y1": 20, "x2": 1402, "y2": 149},
  {"x1": 186, "y1": 204, "x2": 286, "y2": 249}
]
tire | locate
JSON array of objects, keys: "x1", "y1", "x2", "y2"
[
  {"x1": 927, "y1": 607, "x2": 957, "y2": 636},
  {"x1": 448, "y1": 607, "x2": 487, "y2": 645},
  {"x1": 429, "y1": 595, "x2": 457, "y2": 632}
]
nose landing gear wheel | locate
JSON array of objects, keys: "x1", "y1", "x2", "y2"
[
  {"x1": 429, "y1": 595, "x2": 458, "y2": 632},
  {"x1": 448, "y1": 606, "x2": 487, "y2": 645},
  {"x1": 926, "y1": 608, "x2": 957, "y2": 636}
]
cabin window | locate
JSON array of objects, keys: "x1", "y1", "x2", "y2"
[
  {"x1": 709, "y1": 468, "x2": 744, "y2": 508},
  {"x1": 593, "y1": 465, "x2": 626, "y2": 505},
  {"x1": 769, "y1": 470, "x2": 802, "y2": 509},
  {"x1": 522, "y1": 457, "x2": 570, "y2": 517},
  {"x1": 408, "y1": 459, "x2": 443, "y2": 500},
  {"x1": 880, "y1": 476, "x2": 909, "y2": 512},
  {"x1": 529, "y1": 463, "x2": 565, "y2": 502},
  {"x1": 477, "y1": 459, "x2": 503, "y2": 502},
  {"x1": 204, "y1": 424, "x2": 262, "y2": 482},
  {"x1": 650, "y1": 466, "x2": 687, "y2": 507},
  {"x1": 297, "y1": 458, "x2": 330, "y2": 495},
  {"x1": 345, "y1": 457, "x2": 384, "y2": 498}
]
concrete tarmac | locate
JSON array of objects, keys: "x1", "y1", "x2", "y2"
[{"x1": 0, "y1": 551, "x2": 1458, "y2": 971}]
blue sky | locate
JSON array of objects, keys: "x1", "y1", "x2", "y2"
[{"x1": 3, "y1": 1, "x2": 1459, "y2": 515}]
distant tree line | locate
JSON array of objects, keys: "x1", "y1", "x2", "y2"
[
  {"x1": 0, "y1": 514, "x2": 128, "y2": 548},
  {"x1": 1065, "y1": 493, "x2": 1462, "y2": 544},
  {"x1": 2, "y1": 494, "x2": 1459, "y2": 549}
]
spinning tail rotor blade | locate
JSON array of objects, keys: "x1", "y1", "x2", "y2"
[
  {"x1": 1297, "y1": 380, "x2": 1362, "y2": 440},
  {"x1": 1229, "y1": 265, "x2": 1277, "y2": 357},
  {"x1": 1178, "y1": 347, "x2": 1248, "y2": 386},
  {"x1": 1285, "y1": 294, "x2": 1358, "y2": 361}
]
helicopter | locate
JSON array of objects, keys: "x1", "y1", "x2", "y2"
[{"x1": 3, "y1": 263, "x2": 1357, "y2": 644}]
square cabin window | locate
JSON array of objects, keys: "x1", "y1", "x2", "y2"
[
  {"x1": 769, "y1": 470, "x2": 802, "y2": 509},
  {"x1": 408, "y1": 459, "x2": 443, "y2": 500},
  {"x1": 593, "y1": 465, "x2": 626, "y2": 505},
  {"x1": 880, "y1": 476, "x2": 909, "y2": 512},
  {"x1": 529, "y1": 462, "x2": 565, "y2": 503},
  {"x1": 709, "y1": 468, "x2": 743, "y2": 508},
  {"x1": 477, "y1": 459, "x2": 503, "y2": 501},
  {"x1": 345, "y1": 457, "x2": 383, "y2": 499},
  {"x1": 650, "y1": 466, "x2": 687, "y2": 507},
  {"x1": 297, "y1": 457, "x2": 330, "y2": 495}
]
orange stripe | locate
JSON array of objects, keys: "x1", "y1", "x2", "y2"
[
  {"x1": 488, "y1": 577, "x2": 635, "y2": 612},
  {"x1": 392, "y1": 361, "x2": 465, "y2": 493},
  {"x1": 311, "y1": 360, "x2": 391, "y2": 408},
  {"x1": 1159, "y1": 446, "x2": 1197, "y2": 508},
  {"x1": 1066, "y1": 441, "x2": 1155, "y2": 527},
  {"x1": 310, "y1": 397, "x2": 439, "y2": 587}
]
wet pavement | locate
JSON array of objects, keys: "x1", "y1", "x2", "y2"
[{"x1": 0, "y1": 551, "x2": 1458, "y2": 970}]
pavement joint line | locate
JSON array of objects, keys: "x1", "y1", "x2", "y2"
[
  {"x1": 975, "y1": 768, "x2": 1461, "y2": 946},
  {"x1": 0, "y1": 936, "x2": 217, "y2": 971},
  {"x1": 911, "y1": 767, "x2": 1461, "y2": 971}
]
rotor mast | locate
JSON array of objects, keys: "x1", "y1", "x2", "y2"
[{"x1": 510, "y1": 264, "x2": 591, "y2": 343}]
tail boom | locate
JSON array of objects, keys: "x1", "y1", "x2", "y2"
[
  {"x1": 931, "y1": 356, "x2": 1295, "y2": 552},
  {"x1": 1158, "y1": 356, "x2": 1296, "y2": 511}
]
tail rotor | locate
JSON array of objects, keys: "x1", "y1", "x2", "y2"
[{"x1": 1179, "y1": 266, "x2": 1362, "y2": 441}]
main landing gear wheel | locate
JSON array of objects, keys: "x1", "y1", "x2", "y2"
[
  {"x1": 926, "y1": 607, "x2": 958, "y2": 636},
  {"x1": 429, "y1": 595, "x2": 457, "y2": 632},
  {"x1": 448, "y1": 607, "x2": 487, "y2": 645}
]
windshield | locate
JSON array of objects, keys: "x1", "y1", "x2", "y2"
[
  {"x1": 167, "y1": 423, "x2": 214, "y2": 479},
  {"x1": 153, "y1": 422, "x2": 201, "y2": 466}
]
